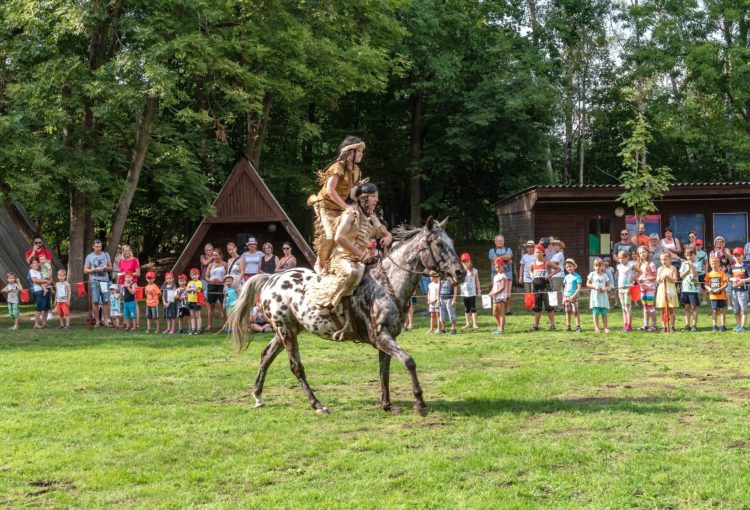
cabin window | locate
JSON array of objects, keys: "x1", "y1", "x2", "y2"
[
  {"x1": 713, "y1": 213, "x2": 748, "y2": 248},
  {"x1": 670, "y1": 214, "x2": 704, "y2": 246}
]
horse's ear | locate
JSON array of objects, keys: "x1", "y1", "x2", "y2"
[
  {"x1": 438, "y1": 217, "x2": 449, "y2": 229},
  {"x1": 424, "y1": 216, "x2": 434, "y2": 230}
]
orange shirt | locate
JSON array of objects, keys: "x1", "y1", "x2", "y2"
[
  {"x1": 145, "y1": 283, "x2": 162, "y2": 307},
  {"x1": 705, "y1": 271, "x2": 727, "y2": 301}
]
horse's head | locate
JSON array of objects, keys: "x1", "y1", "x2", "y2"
[{"x1": 418, "y1": 217, "x2": 466, "y2": 285}]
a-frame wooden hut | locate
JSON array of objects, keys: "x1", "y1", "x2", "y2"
[{"x1": 172, "y1": 158, "x2": 315, "y2": 276}]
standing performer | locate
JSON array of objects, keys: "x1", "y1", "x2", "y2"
[{"x1": 308, "y1": 136, "x2": 366, "y2": 274}]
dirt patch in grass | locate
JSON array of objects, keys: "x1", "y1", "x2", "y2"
[
  {"x1": 212, "y1": 392, "x2": 254, "y2": 405},
  {"x1": 26, "y1": 479, "x2": 75, "y2": 497},
  {"x1": 728, "y1": 440, "x2": 750, "y2": 449}
]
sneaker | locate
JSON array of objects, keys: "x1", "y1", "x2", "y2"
[
  {"x1": 506, "y1": 311, "x2": 513, "y2": 316},
  {"x1": 187, "y1": 329, "x2": 194, "y2": 335},
  {"x1": 737, "y1": 326, "x2": 746, "y2": 332},
  {"x1": 491, "y1": 329, "x2": 503, "y2": 334},
  {"x1": 683, "y1": 326, "x2": 691, "y2": 333},
  {"x1": 549, "y1": 325, "x2": 557, "y2": 331},
  {"x1": 529, "y1": 326, "x2": 539, "y2": 332},
  {"x1": 194, "y1": 329, "x2": 201, "y2": 335},
  {"x1": 691, "y1": 325, "x2": 697, "y2": 332},
  {"x1": 575, "y1": 326, "x2": 583, "y2": 333},
  {"x1": 733, "y1": 325, "x2": 740, "y2": 332},
  {"x1": 58, "y1": 325, "x2": 65, "y2": 330},
  {"x1": 720, "y1": 326, "x2": 727, "y2": 332},
  {"x1": 9, "y1": 326, "x2": 17, "y2": 331},
  {"x1": 712, "y1": 326, "x2": 718, "y2": 332},
  {"x1": 438, "y1": 330, "x2": 445, "y2": 335},
  {"x1": 473, "y1": 325, "x2": 480, "y2": 330},
  {"x1": 565, "y1": 325, "x2": 572, "y2": 332},
  {"x1": 449, "y1": 329, "x2": 457, "y2": 335}
]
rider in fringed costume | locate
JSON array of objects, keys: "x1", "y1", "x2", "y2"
[
  {"x1": 310, "y1": 182, "x2": 392, "y2": 316},
  {"x1": 307, "y1": 136, "x2": 366, "y2": 274}
]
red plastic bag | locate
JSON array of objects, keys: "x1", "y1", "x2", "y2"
[
  {"x1": 135, "y1": 287, "x2": 144, "y2": 301},
  {"x1": 197, "y1": 291, "x2": 206, "y2": 306},
  {"x1": 20, "y1": 289, "x2": 30, "y2": 303},
  {"x1": 629, "y1": 285, "x2": 641, "y2": 301},
  {"x1": 76, "y1": 282, "x2": 87, "y2": 296},
  {"x1": 524, "y1": 292, "x2": 535, "y2": 309}
]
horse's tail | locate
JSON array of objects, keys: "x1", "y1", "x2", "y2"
[{"x1": 229, "y1": 274, "x2": 272, "y2": 353}]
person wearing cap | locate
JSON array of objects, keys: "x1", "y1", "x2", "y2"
[
  {"x1": 528, "y1": 244, "x2": 558, "y2": 331},
  {"x1": 549, "y1": 239, "x2": 566, "y2": 312},
  {"x1": 144, "y1": 271, "x2": 162, "y2": 334},
  {"x1": 459, "y1": 253, "x2": 481, "y2": 330},
  {"x1": 562, "y1": 258, "x2": 583, "y2": 332},
  {"x1": 489, "y1": 257, "x2": 508, "y2": 334},
  {"x1": 84, "y1": 239, "x2": 112, "y2": 327},
  {"x1": 518, "y1": 240, "x2": 536, "y2": 293},
  {"x1": 488, "y1": 235, "x2": 513, "y2": 316},
  {"x1": 109, "y1": 282, "x2": 122, "y2": 329},
  {"x1": 729, "y1": 247, "x2": 749, "y2": 332},
  {"x1": 175, "y1": 274, "x2": 190, "y2": 334},
  {"x1": 186, "y1": 268, "x2": 203, "y2": 334},
  {"x1": 222, "y1": 275, "x2": 238, "y2": 333},
  {"x1": 162, "y1": 272, "x2": 178, "y2": 334},
  {"x1": 241, "y1": 237, "x2": 264, "y2": 283},
  {"x1": 308, "y1": 136, "x2": 366, "y2": 274}
]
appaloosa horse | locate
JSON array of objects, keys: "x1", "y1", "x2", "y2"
[{"x1": 228, "y1": 217, "x2": 465, "y2": 416}]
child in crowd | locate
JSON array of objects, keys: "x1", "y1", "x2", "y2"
[
  {"x1": 637, "y1": 246, "x2": 657, "y2": 331},
  {"x1": 587, "y1": 257, "x2": 611, "y2": 333},
  {"x1": 162, "y1": 272, "x2": 177, "y2": 334},
  {"x1": 439, "y1": 274, "x2": 458, "y2": 335},
  {"x1": 459, "y1": 253, "x2": 481, "y2": 330},
  {"x1": 38, "y1": 253, "x2": 53, "y2": 296},
  {"x1": 2, "y1": 272, "x2": 22, "y2": 330},
  {"x1": 518, "y1": 241, "x2": 536, "y2": 293},
  {"x1": 28, "y1": 258, "x2": 49, "y2": 329},
  {"x1": 250, "y1": 298, "x2": 273, "y2": 333},
  {"x1": 222, "y1": 275, "x2": 238, "y2": 333},
  {"x1": 144, "y1": 271, "x2": 162, "y2": 334},
  {"x1": 616, "y1": 250, "x2": 641, "y2": 331},
  {"x1": 679, "y1": 247, "x2": 701, "y2": 331},
  {"x1": 603, "y1": 257, "x2": 616, "y2": 308},
  {"x1": 55, "y1": 269, "x2": 71, "y2": 329},
  {"x1": 122, "y1": 272, "x2": 138, "y2": 332},
  {"x1": 427, "y1": 271, "x2": 440, "y2": 334},
  {"x1": 529, "y1": 244, "x2": 557, "y2": 331},
  {"x1": 176, "y1": 274, "x2": 190, "y2": 334},
  {"x1": 729, "y1": 247, "x2": 748, "y2": 332},
  {"x1": 489, "y1": 257, "x2": 507, "y2": 334},
  {"x1": 109, "y1": 284, "x2": 121, "y2": 329},
  {"x1": 562, "y1": 258, "x2": 582, "y2": 332},
  {"x1": 695, "y1": 240, "x2": 708, "y2": 303},
  {"x1": 405, "y1": 292, "x2": 416, "y2": 331},
  {"x1": 186, "y1": 268, "x2": 203, "y2": 335},
  {"x1": 706, "y1": 256, "x2": 728, "y2": 332},
  {"x1": 655, "y1": 252, "x2": 678, "y2": 332}
]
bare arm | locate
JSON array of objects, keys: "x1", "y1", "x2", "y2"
[
  {"x1": 334, "y1": 212, "x2": 369, "y2": 263},
  {"x1": 325, "y1": 175, "x2": 349, "y2": 210}
]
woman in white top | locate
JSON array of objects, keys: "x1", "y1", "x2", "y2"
[
  {"x1": 661, "y1": 228, "x2": 682, "y2": 270},
  {"x1": 242, "y1": 237, "x2": 264, "y2": 282},
  {"x1": 459, "y1": 253, "x2": 481, "y2": 330},
  {"x1": 225, "y1": 241, "x2": 243, "y2": 289},
  {"x1": 205, "y1": 249, "x2": 228, "y2": 330}
]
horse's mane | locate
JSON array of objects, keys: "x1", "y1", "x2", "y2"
[{"x1": 391, "y1": 223, "x2": 423, "y2": 244}]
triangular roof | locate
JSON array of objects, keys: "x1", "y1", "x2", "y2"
[{"x1": 172, "y1": 158, "x2": 315, "y2": 276}]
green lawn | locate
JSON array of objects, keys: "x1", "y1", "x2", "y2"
[{"x1": 2, "y1": 301, "x2": 750, "y2": 509}]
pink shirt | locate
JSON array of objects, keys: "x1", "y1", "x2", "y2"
[{"x1": 118, "y1": 257, "x2": 141, "y2": 284}]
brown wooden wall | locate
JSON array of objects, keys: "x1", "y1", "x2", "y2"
[{"x1": 497, "y1": 210, "x2": 534, "y2": 257}]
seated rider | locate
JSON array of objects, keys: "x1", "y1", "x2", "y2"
[
  {"x1": 307, "y1": 136, "x2": 366, "y2": 274},
  {"x1": 314, "y1": 182, "x2": 392, "y2": 315}
]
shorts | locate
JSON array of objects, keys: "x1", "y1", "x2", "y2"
[
  {"x1": 439, "y1": 298, "x2": 456, "y2": 323},
  {"x1": 592, "y1": 307, "x2": 608, "y2": 317},
  {"x1": 550, "y1": 278, "x2": 563, "y2": 293},
  {"x1": 493, "y1": 295, "x2": 507, "y2": 304},
  {"x1": 164, "y1": 302, "x2": 177, "y2": 318},
  {"x1": 410, "y1": 296, "x2": 417, "y2": 305},
  {"x1": 188, "y1": 302, "x2": 201, "y2": 311},
  {"x1": 7, "y1": 302, "x2": 19, "y2": 319},
  {"x1": 34, "y1": 290, "x2": 51, "y2": 312},
  {"x1": 523, "y1": 282, "x2": 533, "y2": 293},
  {"x1": 146, "y1": 306, "x2": 159, "y2": 319},
  {"x1": 533, "y1": 285, "x2": 553, "y2": 312},
  {"x1": 641, "y1": 287, "x2": 655, "y2": 311},
  {"x1": 206, "y1": 284, "x2": 224, "y2": 304},
  {"x1": 124, "y1": 300, "x2": 137, "y2": 319},
  {"x1": 618, "y1": 289, "x2": 632, "y2": 312},
  {"x1": 55, "y1": 302, "x2": 70, "y2": 317},
  {"x1": 563, "y1": 297, "x2": 578, "y2": 313},
  {"x1": 463, "y1": 296, "x2": 477, "y2": 314},
  {"x1": 111, "y1": 307, "x2": 121, "y2": 318},
  {"x1": 90, "y1": 280, "x2": 110, "y2": 305},
  {"x1": 731, "y1": 291, "x2": 748, "y2": 313},
  {"x1": 178, "y1": 307, "x2": 190, "y2": 318},
  {"x1": 681, "y1": 293, "x2": 700, "y2": 307},
  {"x1": 428, "y1": 303, "x2": 440, "y2": 314},
  {"x1": 710, "y1": 299, "x2": 727, "y2": 310}
]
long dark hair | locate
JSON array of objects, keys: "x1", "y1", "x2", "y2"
[{"x1": 316, "y1": 136, "x2": 363, "y2": 184}]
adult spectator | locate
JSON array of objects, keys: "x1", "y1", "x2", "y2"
[
  {"x1": 631, "y1": 223, "x2": 650, "y2": 246},
  {"x1": 648, "y1": 233, "x2": 664, "y2": 268},
  {"x1": 276, "y1": 242, "x2": 298, "y2": 271},
  {"x1": 259, "y1": 242, "x2": 278, "y2": 274},
  {"x1": 242, "y1": 237, "x2": 264, "y2": 282},
  {"x1": 112, "y1": 244, "x2": 123, "y2": 282},
  {"x1": 204, "y1": 248, "x2": 227, "y2": 331},
  {"x1": 661, "y1": 228, "x2": 682, "y2": 270},
  {"x1": 489, "y1": 235, "x2": 513, "y2": 315},
  {"x1": 84, "y1": 239, "x2": 112, "y2": 327},
  {"x1": 200, "y1": 243, "x2": 214, "y2": 289},
  {"x1": 25, "y1": 235, "x2": 53, "y2": 265},
  {"x1": 710, "y1": 236, "x2": 732, "y2": 273},
  {"x1": 226, "y1": 242, "x2": 243, "y2": 288},
  {"x1": 117, "y1": 245, "x2": 141, "y2": 285},
  {"x1": 518, "y1": 240, "x2": 536, "y2": 292},
  {"x1": 686, "y1": 231, "x2": 698, "y2": 251},
  {"x1": 613, "y1": 229, "x2": 635, "y2": 260},
  {"x1": 549, "y1": 239, "x2": 565, "y2": 311}
]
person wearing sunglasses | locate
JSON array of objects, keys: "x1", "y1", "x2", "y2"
[
  {"x1": 276, "y1": 242, "x2": 297, "y2": 272},
  {"x1": 24, "y1": 236, "x2": 53, "y2": 265}
]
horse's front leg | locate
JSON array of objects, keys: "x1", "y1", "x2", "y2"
[
  {"x1": 376, "y1": 335, "x2": 427, "y2": 417},
  {"x1": 378, "y1": 350, "x2": 402, "y2": 415},
  {"x1": 282, "y1": 332, "x2": 329, "y2": 414},
  {"x1": 252, "y1": 334, "x2": 285, "y2": 407}
]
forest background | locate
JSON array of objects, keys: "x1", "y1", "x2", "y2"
[{"x1": 1, "y1": 0, "x2": 749, "y2": 287}]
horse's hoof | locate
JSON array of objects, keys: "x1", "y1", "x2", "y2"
[
  {"x1": 254, "y1": 397, "x2": 265, "y2": 408},
  {"x1": 413, "y1": 405, "x2": 428, "y2": 417},
  {"x1": 316, "y1": 406, "x2": 330, "y2": 414},
  {"x1": 386, "y1": 406, "x2": 403, "y2": 416}
]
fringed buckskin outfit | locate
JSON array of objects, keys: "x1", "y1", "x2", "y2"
[
  {"x1": 307, "y1": 144, "x2": 363, "y2": 268},
  {"x1": 310, "y1": 205, "x2": 382, "y2": 311}
]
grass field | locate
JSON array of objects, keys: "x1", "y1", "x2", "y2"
[{"x1": 2, "y1": 300, "x2": 750, "y2": 509}]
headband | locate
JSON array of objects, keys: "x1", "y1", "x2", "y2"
[{"x1": 339, "y1": 142, "x2": 365, "y2": 154}]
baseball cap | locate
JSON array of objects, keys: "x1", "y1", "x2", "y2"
[
  {"x1": 246, "y1": 237, "x2": 257, "y2": 245},
  {"x1": 695, "y1": 239, "x2": 703, "y2": 246},
  {"x1": 178, "y1": 274, "x2": 188, "y2": 281},
  {"x1": 189, "y1": 268, "x2": 200, "y2": 276},
  {"x1": 493, "y1": 256, "x2": 505, "y2": 267},
  {"x1": 145, "y1": 271, "x2": 156, "y2": 279},
  {"x1": 165, "y1": 272, "x2": 174, "y2": 278},
  {"x1": 732, "y1": 247, "x2": 744, "y2": 257},
  {"x1": 460, "y1": 252, "x2": 471, "y2": 262},
  {"x1": 535, "y1": 244, "x2": 545, "y2": 252}
]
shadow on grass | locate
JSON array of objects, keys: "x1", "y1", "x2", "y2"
[{"x1": 425, "y1": 396, "x2": 718, "y2": 417}]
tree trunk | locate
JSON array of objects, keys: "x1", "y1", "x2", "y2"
[
  {"x1": 244, "y1": 92, "x2": 274, "y2": 169},
  {"x1": 69, "y1": 190, "x2": 87, "y2": 310},
  {"x1": 578, "y1": 64, "x2": 587, "y2": 185},
  {"x1": 106, "y1": 95, "x2": 159, "y2": 255},
  {"x1": 409, "y1": 91, "x2": 424, "y2": 226}
]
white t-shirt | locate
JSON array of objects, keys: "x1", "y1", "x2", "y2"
[
  {"x1": 55, "y1": 282, "x2": 69, "y2": 302},
  {"x1": 460, "y1": 269, "x2": 479, "y2": 297},
  {"x1": 492, "y1": 273, "x2": 508, "y2": 301},
  {"x1": 29, "y1": 269, "x2": 43, "y2": 292},
  {"x1": 427, "y1": 281, "x2": 440, "y2": 305},
  {"x1": 617, "y1": 262, "x2": 635, "y2": 288},
  {"x1": 550, "y1": 251, "x2": 565, "y2": 279},
  {"x1": 520, "y1": 253, "x2": 536, "y2": 283}
]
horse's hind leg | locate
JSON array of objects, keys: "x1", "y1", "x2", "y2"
[
  {"x1": 379, "y1": 350, "x2": 402, "y2": 415},
  {"x1": 283, "y1": 335, "x2": 329, "y2": 414},
  {"x1": 377, "y1": 336, "x2": 427, "y2": 417},
  {"x1": 252, "y1": 334, "x2": 285, "y2": 408}
]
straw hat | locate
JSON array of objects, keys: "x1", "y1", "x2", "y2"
[
  {"x1": 564, "y1": 258, "x2": 577, "y2": 269},
  {"x1": 551, "y1": 239, "x2": 565, "y2": 249}
]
